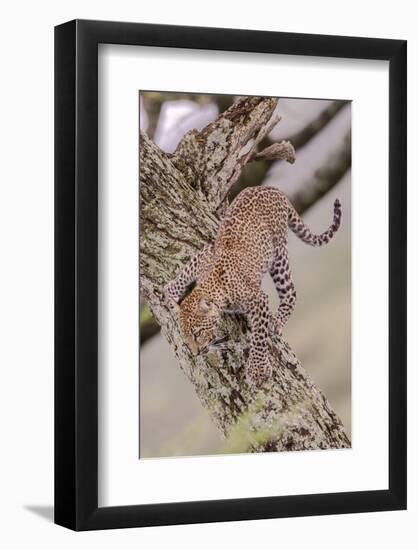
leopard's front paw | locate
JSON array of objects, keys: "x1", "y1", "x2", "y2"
[
  {"x1": 163, "y1": 282, "x2": 180, "y2": 311},
  {"x1": 268, "y1": 313, "x2": 282, "y2": 336},
  {"x1": 245, "y1": 356, "x2": 272, "y2": 386}
]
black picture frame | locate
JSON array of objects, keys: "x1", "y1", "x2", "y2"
[{"x1": 55, "y1": 19, "x2": 407, "y2": 531}]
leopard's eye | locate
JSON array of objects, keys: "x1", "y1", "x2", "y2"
[{"x1": 193, "y1": 327, "x2": 203, "y2": 337}]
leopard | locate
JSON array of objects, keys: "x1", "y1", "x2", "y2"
[{"x1": 165, "y1": 186, "x2": 342, "y2": 386}]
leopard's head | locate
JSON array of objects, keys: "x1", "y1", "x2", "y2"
[{"x1": 178, "y1": 287, "x2": 222, "y2": 355}]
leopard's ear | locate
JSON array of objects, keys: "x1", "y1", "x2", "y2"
[
  {"x1": 199, "y1": 297, "x2": 218, "y2": 316},
  {"x1": 199, "y1": 297, "x2": 212, "y2": 313}
]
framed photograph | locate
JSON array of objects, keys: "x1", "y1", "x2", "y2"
[{"x1": 55, "y1": 19, "x2": 406, "y2": 530}]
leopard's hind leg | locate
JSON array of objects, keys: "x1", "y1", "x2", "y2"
[
  {"x1": 245, "y1": 290, "x2": 273, "y2": 385},
  {"x1": 269, "y1": 247, "x2": 297, "y2": 334}
]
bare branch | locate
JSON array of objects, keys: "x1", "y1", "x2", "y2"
[
  {"x1": 230, "y1": 100, "x2": 350, "y2": 199},
  {"x1": 286, "y1": 100, "x2": 350, "y2": 150},
  {"x1": 251, "y1": 140, "x2": 296, "y2": 164},
  {"x1": 290, "y1": 131, "x2": 351, "y2": 215}
]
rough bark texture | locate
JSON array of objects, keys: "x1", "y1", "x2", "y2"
[{"x1": 140, "y1": 97, "x2": 350, "y2": 452}]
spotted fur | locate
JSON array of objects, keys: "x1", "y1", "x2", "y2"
[{"x1": 165, "y1": 186, "x2": 341, "y2": 385}]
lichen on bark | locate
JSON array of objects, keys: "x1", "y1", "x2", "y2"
[{"x1": 139, "y1": 96, "x2": 350, "y2": 452}]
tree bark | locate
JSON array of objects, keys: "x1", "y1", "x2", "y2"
[{"x1": 140, "y1": 96, "x2": 350, "y2": 452}]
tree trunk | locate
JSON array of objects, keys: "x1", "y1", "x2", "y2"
[{"x1": 139, "y1": 96, "x2": 350, "y2": 453}]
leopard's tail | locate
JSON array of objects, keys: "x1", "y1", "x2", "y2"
[{"x1": 288, "y1": 198, "x2": 342, "y2": 246}]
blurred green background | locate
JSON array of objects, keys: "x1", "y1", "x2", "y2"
[{"x1": 139, "y1": 93, "x2": 351, "y2": 458}]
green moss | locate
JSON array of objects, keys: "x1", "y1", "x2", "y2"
[
  {"x1": 220, "y1": 399, "x2": 284, "y2": 454},
  {"x1": 140, "y1": 305, "x2": 153, "y2": 327}
]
